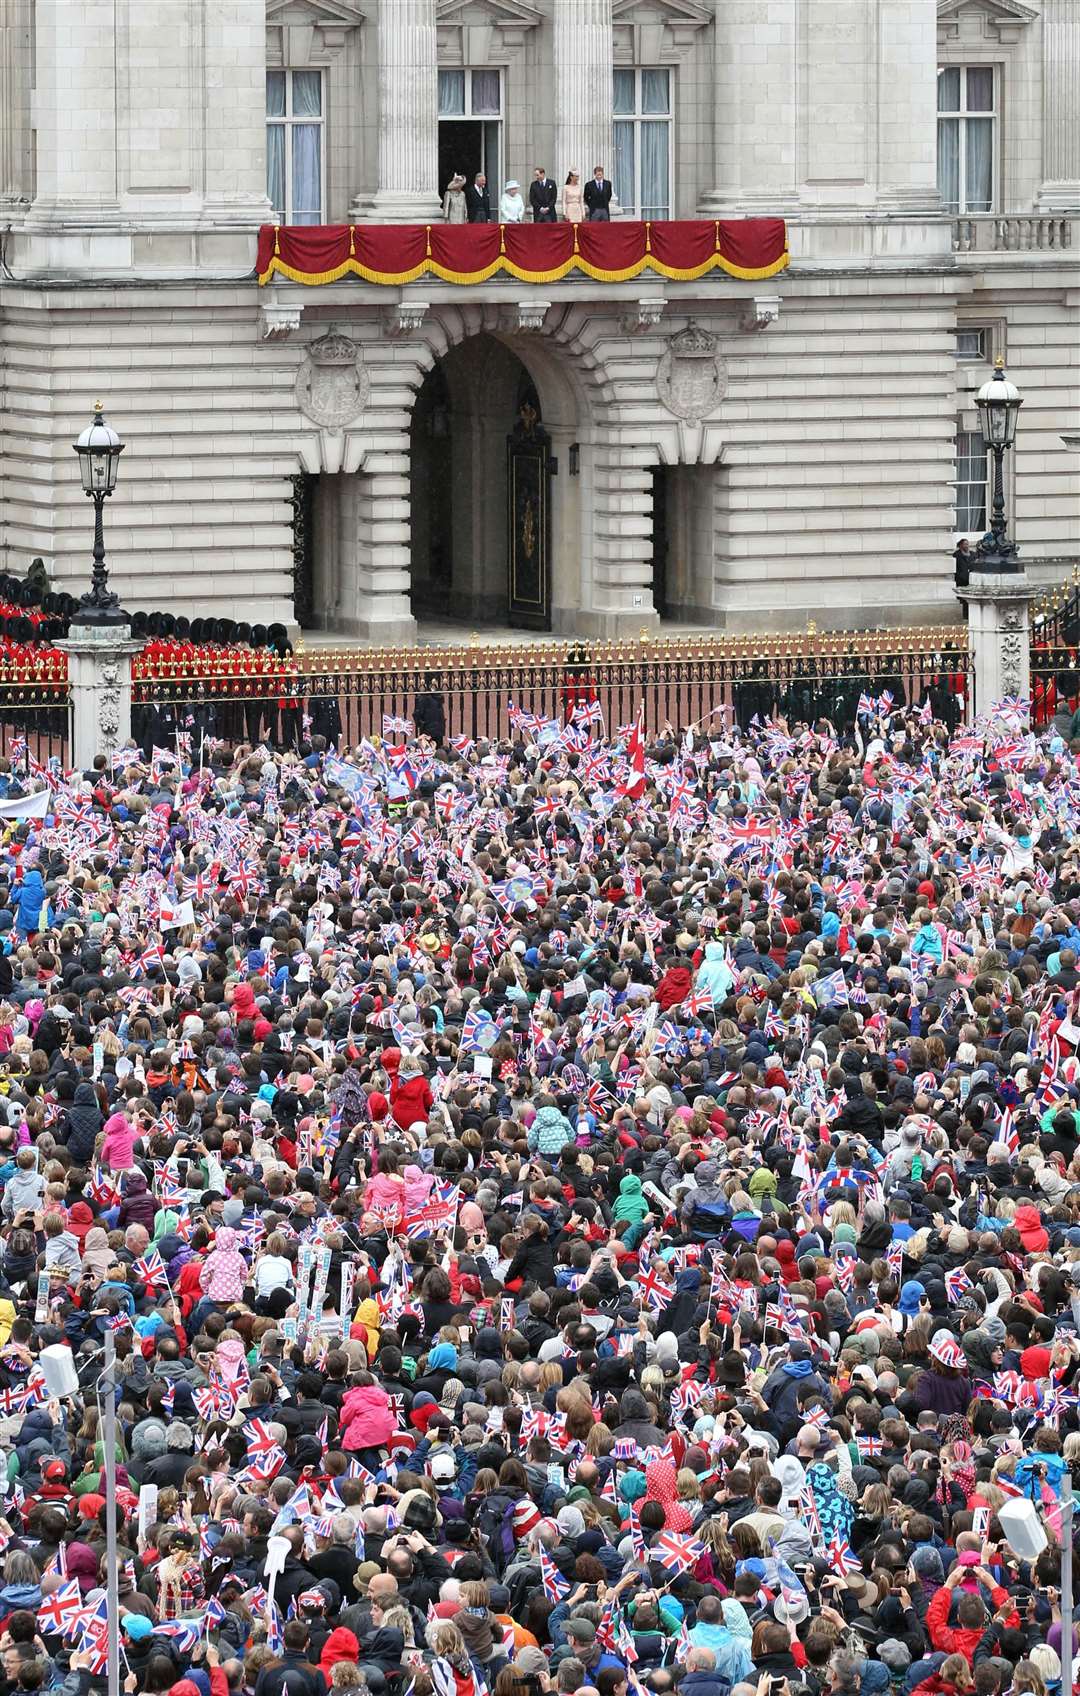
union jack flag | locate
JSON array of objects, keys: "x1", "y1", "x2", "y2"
[
  {"x1": 67, "y1": 1595, "x2": 109, "y2": 1672},
  {"x1": 653, "y1": 1531, "x2": 704, "y2": 1576},
  {"x1": 540, "y1": 1547, "x2": 569, "y2": 1602},
  {"x1": 154, "y1": 1619, "x2": 204, "y2": 1655},
  {"x1": 36, "y1": 1579, "x2": 83, "y2": 1635},
  {"x1": 825, "y1": 1533, "x2": 862, "y2": 1576},
  {"x1": 132, "y1": 1247, "x2": 168, "y2": 1291}
]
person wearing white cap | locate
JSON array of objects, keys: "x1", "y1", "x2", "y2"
[{"x1": 499, "y1": 180, "x2": 524, "y2": 222}]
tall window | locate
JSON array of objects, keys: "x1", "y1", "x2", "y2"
[
  {"x1": 437, "y1": 68, "x2": 502, "y2": 197},
  {"x1": 938, "y1": 66, "x2": 995, "y2": 214},
  {"x1": 613, "y1": 67, "x2": 672, "y2": 220},
  {"x1": 955, "y1": 424, "x2": 988, "y2": 532},
  {"x1": 267, "y1": 69, "x2": 324, "y2": 225}
]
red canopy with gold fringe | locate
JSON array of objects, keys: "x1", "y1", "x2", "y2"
[{"x1": 256, "y1": 218, "x2": 788, "y2": 287}]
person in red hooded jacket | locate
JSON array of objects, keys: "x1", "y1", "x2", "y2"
[
  {"x1": 389, "y1": 1054, "x2": 433, "y2": 1132},
  {"x1": 655, "y1": 958, "x2": 693, "y2": 1011},
  {"x1": 1013, "y1": 1203, "x2": 1049, "y2": 1253},
  {"x1": 228, "y1": 979, "x2": 273, "y2": 1043}
]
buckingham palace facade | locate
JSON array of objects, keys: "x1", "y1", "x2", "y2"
[{"x1": 0, "y1": 0, "x2": 1078, "y2": 642}]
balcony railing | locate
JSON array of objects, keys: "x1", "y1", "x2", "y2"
[{"x1": 953, "y1": 214, "x2": 1075, "y2": 254}]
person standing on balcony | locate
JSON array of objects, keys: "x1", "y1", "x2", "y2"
[
  {"x1": 442, "y1": 173, "x2": 467, "y2": 223},
  {"x1": 584, "y1": 164, "x2": 612, "y2": 221},
  {"x1": 563, "y1": 169, "x2": 584, "y2": 223},
  {"x1": 499, "y1": 180, "x2": 525, "y2": 222},
  {"x1": 465, "y1": 172, "x2": 492, "y2": 222},
  {"x1": 529, "y1": 167, "x2": 558, "y2": 223}
]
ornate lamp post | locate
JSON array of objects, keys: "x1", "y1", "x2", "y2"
[
  {"x1": 71, "y1": 403, "x2": 127, "y2": 623},
  {"x1": 972, "y1": 357, "x2": 1024, "y2": 572}
]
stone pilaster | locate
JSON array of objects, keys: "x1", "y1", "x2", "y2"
[
  {"x1": 351, "y1": 445, "x2": 419, "y2": 643},
  {"x1": 580, "y1": 444, "x2": 661, "y2": 638},
  {"x1": 876, "y1": 0, "x2": 940, "y2": 212},
  {"x1": 26, "y1": 0, "x2": 119, "y2": 224},
  {"x1": 553, "y1": 0, "x2": 615, "y2": 193},
  {"x1": 1037, "y1": 0, "x2": 1080, "y2": 210},
  {"x1": 354, "y1": 0, "x2": 441, "y2": 223},
  {"x1": 960, "y1": 571, "x2": 1031, "y2": 724},
  {"x1": 0, "y1": 0, "x2": 31, "y2": 210},
  {"x1": 59, "y1": 626, "x2": 143, "y2": 770},
  {"x1": 698, "y1": 0, "x2": 799, "y2": 214},
  {"x1": 202, "y1": 0, "x2": 273, "y2": 226}
]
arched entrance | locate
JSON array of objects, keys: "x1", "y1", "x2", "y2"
[{"x1": 409, "y1": 332, "x2": 579, "y2": 632}]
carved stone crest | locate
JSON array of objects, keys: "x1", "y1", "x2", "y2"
[
  {"x1": 656, "y1": 322, "x2": 726, "y2": 423},
  {"x1": 295, "y1": 330, "x2": 370, "y2": 428}
]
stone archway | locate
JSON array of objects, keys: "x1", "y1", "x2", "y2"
[{"x1": 407, "y1": 329, "x2": 585, "y2": 633}]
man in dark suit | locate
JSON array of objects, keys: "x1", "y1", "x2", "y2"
[
  {"x1": 465, "y1": 173, "x2": 492, "y2": 222},
  {"x1": 529, "y1": 166, "x2": 558, "y2": 223},
  {"x1": 584, "y1": 165, "x2": 613, "y2": 221}
]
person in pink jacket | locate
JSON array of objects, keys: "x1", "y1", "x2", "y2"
[
  {"x1": 100, "y1": 1110, "x2": 137, "y2": 1172},
  {"x1": 338, "y1": 1378, "x2": 396, "y2": 1457},
  {"x1": 195, "y1": 1226, "x2": 248, "y2": 1324},
  {"x1": 362, "y1": 1151, "x2": 405, "y2": 1220},
  {"x1": 402, "y1": 1164, "x2": 432, "y2": 1214}
]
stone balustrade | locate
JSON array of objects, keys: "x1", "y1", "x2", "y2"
[{"x1": 953, "y1": 214, "x2": 1076, "y2": 254}]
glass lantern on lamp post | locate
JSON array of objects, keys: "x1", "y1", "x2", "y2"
[
  {"x1": 71, "y1": 403, "x2": 128, "y2": 624},
  {"x1": 972, "y1": 358, "x2": 1023, "y2": 572}
]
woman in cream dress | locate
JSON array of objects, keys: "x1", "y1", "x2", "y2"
[{"x1": 563, "y1": 169, "x2": 585, "y2": 223}]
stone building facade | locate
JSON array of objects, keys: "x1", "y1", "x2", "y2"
[{"x1": 0, "y1": 0, "x2": 1078, "y2": 642}]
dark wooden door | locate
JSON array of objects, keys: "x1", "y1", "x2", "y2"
[{"x1": 506, "y1": 408, "x2": 552, "y2": 630}]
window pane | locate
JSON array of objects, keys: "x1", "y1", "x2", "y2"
[
  {"x1": 955, "y1": 329, "x2": 985, "y2": 359},
  {"x1": 640, "y1": 120, "x2": 669, "y2": 218},
  {"x1": 613, "y1": 119, "x2": 635, "y2": 212},
  {"x1": 292, "y1": 69, "x2": 322, "y2": 118},
  {"x1": 956, "y1": 430, "x2": 987, "y2": 530},
  {"x1": 642, "y1": 69, "x2": 670, "y2": 114},
  {"x1": 613, "y1": 69, "x2": 635, "y2": 115},
  {"x1": 266, "y1": 70, "x2": 286, "y2": 118},
  {"x1": 937, "y1": 66, "x2": 961, "y2": 112},
  {"x1": 438, "y1": 69, "x2": 465, "y2": 116},
  {"x1": 937, "y1": 117, "x2": 959, "y2": 212},
  {"x1": 965, "y1": 117, "x2": 993, "y2": 211},
  {"x1": 471, "y1": 69, "x2": 500, "y2": 115},
  {"x1": 292, "y1": 123, "x2": 321, "y2": 221},
  {"x1": 966, "y1": 67, "x2": 994, "y2": 111},
  {"x1": 267, "y1": 122, "x2": 286, "y2": 218}
]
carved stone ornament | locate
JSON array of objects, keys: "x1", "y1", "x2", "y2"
[
  {"x1": 656, "y1": 322, "x2": 726, "y2": 423},
  {"x1": 295, "y1": 330, "x2": 370, "y2": 428},
  {"x1": 999, "y1": 605, "x2": 1026, "y2": 697},
  {"x1": 97, "y1": 660, "x2": 122, "y2": 753}
]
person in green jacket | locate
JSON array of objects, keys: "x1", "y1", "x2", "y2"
[{"x1": 612, "y1": 1173, "x2": 649, "y2": 1228}]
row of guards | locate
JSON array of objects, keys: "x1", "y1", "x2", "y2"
[{"x1": 1029, "y1": 577, "x2": 1080, "y2": 729}]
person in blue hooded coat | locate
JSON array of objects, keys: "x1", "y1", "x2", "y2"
[
  {"x1": 11, "y1": 867, "x2": 46, "y2": 934},
  {"x1": 760, "y1": 1339, "x2": 832, "y2": 1443}
]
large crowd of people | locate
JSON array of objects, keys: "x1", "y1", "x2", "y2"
[{"x1": 0, "y1": 690, "x2": 1077, "y2": 1696}]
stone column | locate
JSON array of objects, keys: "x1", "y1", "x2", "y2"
[
  {"x1": 877, "y1": 0, "x2": 940, "y2": 212},
  {"x1": 1037, "y1": 0, "x2": 1080, "y2": 210},
  {"x1": 698, "y1": 0, "x2": 798, "y2": 213},
  {"x1": 960, "y1": 570, "x2": 1032, "y2": 724},
  {"x1": 27, "y1": 0, "x2": 119, "y2": 223},
  {"x1": 553, "y1": 0, "x2": 615, "y2": 194},
  {"x1": 358, "y1": 0, "x2": 442, "y2": 223},
  {"x1": 59, "y1": 625, "x2": 143, "y2": 771}
]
